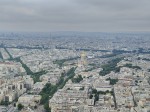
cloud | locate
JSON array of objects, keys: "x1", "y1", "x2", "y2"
[{"x1": 0, "y1": 0, "x2": 150, "y2": 32}]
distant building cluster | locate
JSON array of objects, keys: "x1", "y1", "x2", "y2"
[{"x1": 0, "y1": 32, "x2": 150, "y2": 112}]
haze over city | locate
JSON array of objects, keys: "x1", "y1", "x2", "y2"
[{"x1": 0, "y1": 0, "x2": 150, "y2": 32}]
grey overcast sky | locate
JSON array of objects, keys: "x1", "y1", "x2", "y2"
[{"x1": 0, "y1": 0, "x2": 150, "y2": 32}]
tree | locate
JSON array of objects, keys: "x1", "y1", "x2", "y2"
[
  {"x1": 34, "y1": 105, "x2": 37, "y2": 109},
  {"x1": 72, "y1": 75, "x2": 83, "y2": 83},
  {"x1": 109, "y1": 79, "x2": 118, "y2": 85},
  {"x1": 0, "y1": 101, "x2": 10, "y2": 106},
  {"x1": 14, "y1": 103, "x2": 16, "y2": 107},
  {"x1": 99, "y1": 58, "x2": 123, "y2": 76},
  {"x1": 18, "y1": 103, "x2": 24, "y2": 110},
  {"x1": 106, "y1": 78, "x2": 118, "y2": 85},
  {"x1": 79, "y1": 87, "x2": 84, "y2": 90},
  {"x1": 44, "y1": 103, "x2": 51, "y2": 112},
  {"x1": 94, "y1": 94, "x2": 99, "y2": 102},
  {"x1": 92, "y1": 89, "x2": 97, "y2": 94},
  {"x1": 89, "y1": 94, "x2": 93, "y2": 99}
]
